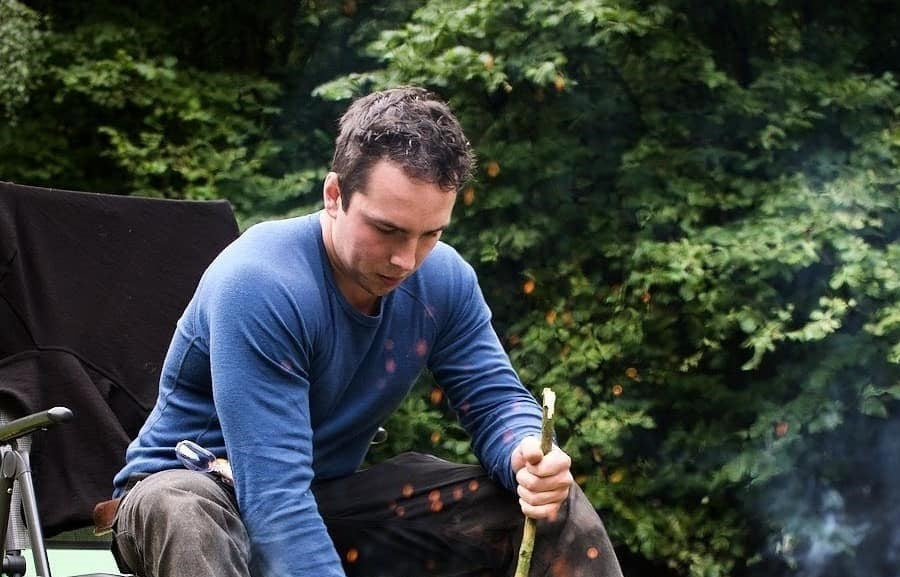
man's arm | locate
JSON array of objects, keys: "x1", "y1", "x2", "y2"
[
  {"x1": 425, "y1": 248, "x2": 544, "y2": 490},
  {"x1": 200, "y1": 252, "x2": 345, "y2": 577}
]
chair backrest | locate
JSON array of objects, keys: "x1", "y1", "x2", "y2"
[{"x1": 0, "y1": 182, "x2": 240, "y2": 537}]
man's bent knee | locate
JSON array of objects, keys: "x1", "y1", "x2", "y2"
[{"x1": 114, "y1": 470, "x2": 251, "y2": 577}]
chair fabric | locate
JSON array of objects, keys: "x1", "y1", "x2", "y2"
[{"x1": 0, "y1": 182, "x2": 239, "y2": 536}]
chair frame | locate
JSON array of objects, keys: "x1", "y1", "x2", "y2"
[{"x1": 0, "y1": 407, "x2": 123, "y2": 577}]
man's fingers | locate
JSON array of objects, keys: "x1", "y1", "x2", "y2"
[
  {"x1": 518, "y1": 496, "x2": 567, "y2": 521},
  {"x1": 517, "y1": 474, "x2": 571, "y2": 520},
  {"x1": 519, "y1": 445, "x2": 571, "y2": 478},
  {"x1": 515, "y1": 458, "x2": 573, "y2": 522},
  {"x1": 518, "y1": 435, "x2": 545, "y2": 465},
  {"x1": 517, "y1": 482, "x2": 571, "y2": 506},
  {"x1": 512, "y1": 438, "x2": 575, "y2": 519},
  {"x1": 516, "y1": 466, "x2": 573, "y2": 495}
]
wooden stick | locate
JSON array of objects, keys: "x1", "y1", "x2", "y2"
[{"x1": 514, "y1": 388, "x2": 556, "y2": 577}]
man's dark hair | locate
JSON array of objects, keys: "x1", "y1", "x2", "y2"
[{"x1": 331, "y1": 86, "x2": 475, "y2": 208}]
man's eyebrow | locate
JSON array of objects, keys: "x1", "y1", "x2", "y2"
[
  {"x1": 424, "y1": 224, "x2": 448, "y2": 235},
  {"x1": 366, "y1": 214, "x2": 448, "y2": 235}
]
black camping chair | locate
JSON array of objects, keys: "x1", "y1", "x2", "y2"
[{"x1": 0, "y1": 182, "x2": 240, "y2": 576}]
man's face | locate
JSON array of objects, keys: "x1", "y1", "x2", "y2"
[{"x1": 321, "y1": 159, "x2": 456, "y2": 314}]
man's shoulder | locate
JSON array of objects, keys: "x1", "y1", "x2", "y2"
[
  {"x1": 199, "y1": 213, "x2": 324, "y2": 297},
  {"x1": 218, "y1": 213, "x2": 319, "y2": 263},
  {"x1": 402, "y1": 242, "x2": 479, "y2": 310},
  {"x1": 239, "y1": 213, "x2": 319, "y2": 246},
  {"x1": 415, "y1": 242, "x2": 477, "y2": 285},
  {"x1": 422, "y1": 241, "x2": 473, "y2": 271}
]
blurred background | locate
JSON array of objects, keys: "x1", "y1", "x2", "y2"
[{"x1": 2, "y1": 1, "x2": 899, "y2": 575}]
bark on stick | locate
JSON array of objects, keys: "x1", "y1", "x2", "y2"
[{"x1": 513, "y1": 388, "x2": 556, "y2": 577}]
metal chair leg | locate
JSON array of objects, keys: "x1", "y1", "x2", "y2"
[{"x1": 0, "y1": 446, "x2": 52, "y2": 577}]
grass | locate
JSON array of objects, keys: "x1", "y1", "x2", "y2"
[{"x1": 21, "y1": 547, "x2": 121, "y2": 576}]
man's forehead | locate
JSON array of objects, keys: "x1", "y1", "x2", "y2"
[{"x1": 348, "y1": 161, "x2": 455, "y2": 227}]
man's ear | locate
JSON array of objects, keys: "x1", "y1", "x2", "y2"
[{"x1": 323, "y1": 172, "x2": 342, "y2": 216}]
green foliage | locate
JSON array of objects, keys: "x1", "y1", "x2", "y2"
[
  {"x1": 0, "y1": 2, "x2": 347, "y2": 222},
  {"x1": 0, "y1": 0, "x2": 46, "y2": 122},
  {"x1": 60, "y1": 27, "x2": 285, "y2": 200}
]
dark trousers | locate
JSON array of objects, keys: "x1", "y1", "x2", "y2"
[{"x1": 112, "y1": 452, "x2": 624, "y2": 577}]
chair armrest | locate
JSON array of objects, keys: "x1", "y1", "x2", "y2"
[{"x1": 0, "y1": 407, "x2": 73, "y2": 444}]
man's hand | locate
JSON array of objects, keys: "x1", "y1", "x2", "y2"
[{"x1": 511, "y1": 436, "x2": 573, "y2": 520}]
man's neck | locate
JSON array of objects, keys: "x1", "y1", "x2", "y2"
[{"x1": 319, "y1": 212, "x2": 380, "y2": 315}]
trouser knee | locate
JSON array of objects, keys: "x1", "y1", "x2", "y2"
[
  {"x1": 529, "y1": 483, "x2": 624, "y2": 577},
  {"x1": 113, "y1": 469, "x2": 251, "y2": 577}
]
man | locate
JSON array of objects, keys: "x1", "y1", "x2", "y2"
[{"x1": 111, "y1": 87, "x2": 624, "y2": 577}]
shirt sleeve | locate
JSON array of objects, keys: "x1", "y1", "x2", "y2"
[
  {"x1": 200, "y1": 258, "x2": 345, "y2": 577},
  {"x1": 426, "y1": 254, "x2": 543, "y2": 491}
]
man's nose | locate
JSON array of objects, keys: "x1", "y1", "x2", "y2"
[{"x1": 390, "y1": 238, "x2": 417, "y2": 271}]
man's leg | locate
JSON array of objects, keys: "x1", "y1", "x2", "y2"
[
  {"x1": 530, "y1": 482, "x2": 623, "y2": 577},
  {"x1": 112, "y1": 469, "x2": 252, "y2": 577},
  {"x1": 314, "y1": 452, "x2": 624, "y2": 577}
]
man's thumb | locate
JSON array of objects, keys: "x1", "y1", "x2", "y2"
[{"x1": 520, "y1": 435, "x2": 545, "y2": 464}]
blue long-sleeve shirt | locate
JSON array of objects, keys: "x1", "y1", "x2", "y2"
[{"x1": 114, "y1": 211, "x2": 543, "y2": 576}]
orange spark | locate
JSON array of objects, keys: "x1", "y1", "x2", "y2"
[
  {"x1": 550, "y1": 558, "x2": 571, "y2": 577},
  {"x1": 553, "y1": 75, "x2": 566, "y2": 93},
  {"x1": 401, "y1": 484, "x2": 414, "y2": 498},
  {"x1": 463, "y1": 186, "x2": 476, "y2": 206},
  {"x1": 346, "y1": 548, "x2": 359, "y2": 563},
  {"x1": 775, "y1": 421, "x2": 789, "y2": 437}
]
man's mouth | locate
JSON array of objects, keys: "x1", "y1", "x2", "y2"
[{"x1": 378, "y1": 274, "x2": 405, "y2": 286}]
